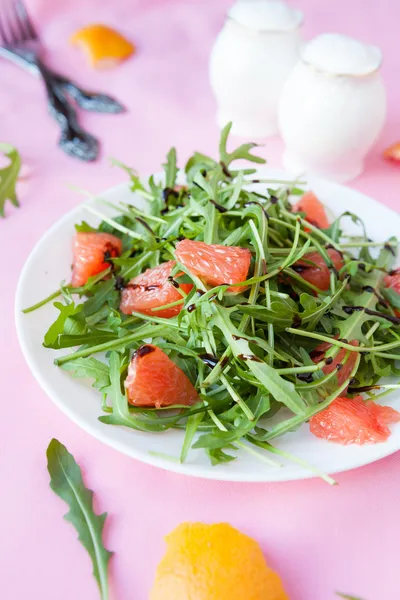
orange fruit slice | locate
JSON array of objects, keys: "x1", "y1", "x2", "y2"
[
  {"x1": 294, "y1": 248, "x2": 344, "y2": 291},
  {"x1": 119, "y1": 260, "x2": 193, "y2": 318},
  {"x1": 70, "y1": 24, "x2": 135, "y2": 68},
  {"x1": 124, "y1": 344, "x2": 199, "y2": 408},
  {"x1": 293, "y1": 191, "x2": 330, "y2": 229},
  {"x1": 150, "y1": 522, "x2": 288, "y2": 600},
  {"x1": 175, "y1": 239, "x2": 251, "y2": 292},
  {"x1": 71, "y1": 231, "x2": 122, "y2": 288},
  {"x1": 383, "y1": 142, "x2": 400, "y2": 164},
  {"x1": 310, "y1": 395, "x2": 400, "y2": 444}
]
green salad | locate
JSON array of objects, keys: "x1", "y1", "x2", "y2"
[{"x1": 25, "y1": 124, "x2": 400, "y2": 482}]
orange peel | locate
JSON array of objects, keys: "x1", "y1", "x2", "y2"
[
  {"x1": 70, "y1": 24, "x2": 135, "y2": 69},
  {"x1": 150, "y1": 522, "x2": 289, "y2": 600}
]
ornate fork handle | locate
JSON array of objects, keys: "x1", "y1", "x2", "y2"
[
  {"x1": 0, "y1": 46, "x2": 125, "y2": 114},
  {"x1": 0, "y1": 47, "x2": 99, "y2": 161},
  {"x1": 38, "y1": 60, "x2": 99, "y2": 161},
  {"x1": 50, "y1": 73, "x2": 125, "y2": 114}
]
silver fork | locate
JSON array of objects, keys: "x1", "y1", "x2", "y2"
[{"x1": 0, "y1": 0, "x2": 99, "y2": 161}]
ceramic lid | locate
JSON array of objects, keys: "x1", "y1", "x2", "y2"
[
  {"x1": 301, "y1": 33, "x2": 382, "y2": 76},
  {"x1": 229, "y1": 0, "x2": 303, "y2": 32}
]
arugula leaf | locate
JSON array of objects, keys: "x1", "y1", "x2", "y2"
[
  {"x1": 61, "y1": 357, "x2": 110, "y2": 390},
  {"x1": 219, "y1": 122, "x2": 266, "y2": 167},
  {"x1": 46, "y1": 439, "x2": 112, "y2": 600},
  {"x1": 44, "y1": 302, "x2": 83, "y2": 348},
  {"x1": 0, "y1": 143, "x2": 21, "y2": 217},
  {"x1": 163, "y1": 147, "x2": 178, "y2": 189},
  {"x1": 336, "y1": 594, "x2": 365, "y2": 600}
]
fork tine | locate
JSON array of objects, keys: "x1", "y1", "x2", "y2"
[
  {"x1": 16, "y1": 0, "x2": 37, "y2": 40},
  {"x1": 0, "y1": 1, "x2": 10, "y2": 45},
  {"x1": 1, "y1": 0, "x2": 20, "y2": 44},
  {"x1": 9, "y1": 0, "x2": 29, "y2": 42}
]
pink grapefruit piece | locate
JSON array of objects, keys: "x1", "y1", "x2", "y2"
[
  {"x1": 125, "y1": 344, "x2": 200, "y2": 408},
  {"x1": 175, "y1": 239, "x2": 251, "y2": 293},
  {"x1": 119, "y1": 260, "x2": 193, "y2": 318},
  {"x1": 293, "y1": 191, "x2": 330, "y2": 229},
  {"x1": 310, "y1": 395, "x2": 400, "y2": 444},
  {"x1": 71, "y1": 231, "x2": 122, "y2": 288},
  {"x1": 294, "y1": 248, "x2": 344, "y2": 291}
]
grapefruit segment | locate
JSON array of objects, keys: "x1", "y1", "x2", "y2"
[
  {"x1": 383, "y1": 269, "x2": 400, "y2": 317},
  {"x1": 175, "y1": 239, "x2": 251, "y2": 292},
  {"x1": 294, "y1": 248, "x2": 344, "y2": 291},
  {"x1": 293, "y1": 191, "x2": 330, "y2": 229},
  {"x1": 71, "y1": 231, "x2": 122, "y2": 288},
  {"x1": 310, "y1": 395, "x2": 400, "y2": 444},
  {"x1": 384, "y1": 269, "x2": 400, "y2": 293},
  {"x1": 125, "y1": 344, "x2": 199, "y2": 408},
  {"x1": 119, "y1": 260, "x2": 193, "y2": 318}
]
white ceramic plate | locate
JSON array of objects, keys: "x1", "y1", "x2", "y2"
[{"x1": 15, "y1": 168, "x2": 400, "y2": 482}]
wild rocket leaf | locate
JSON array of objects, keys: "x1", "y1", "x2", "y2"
[
  {"x1": 46, "y1": 439, "x2": 112, "y2": 600},
  {"x1": 0, "y1": 143, "x2": 21, "y2": 217},
  {"x1": 43, "y1": 301, "x2": 83, "y2": 348},
  {"x1": 163, "y1": 147, "x2": 178, "y2": 189},
  {"x1": 336, "y1": 594, "x2": 365, "y2": 600},
  {"x1": 61, "y1": 357, "x2": 110, "y2": 390}
]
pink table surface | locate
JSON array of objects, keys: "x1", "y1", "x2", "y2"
[{"x1": 1, "y1": 1, "x2": 400, "y2": 598}]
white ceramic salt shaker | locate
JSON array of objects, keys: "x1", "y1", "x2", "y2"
[
  {"x1": 278, "y1": 33, "x2": 386, "y2": 182},
  {"x1": 209, "y1": 0, "x2": 303, "y2": 138}
]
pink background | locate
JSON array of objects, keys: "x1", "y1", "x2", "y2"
[{"x1": 2, "y1": 1, "x2": 400, "y2": 598}]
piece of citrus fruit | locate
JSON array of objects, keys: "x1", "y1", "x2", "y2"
[
  {"x1": 124, "y1": 344, "x2": 199, "y2": 408},
  {"x1": 383, "y1": 142, "x2": 400, "y2": 164},
  {"x1": 293, "y1": 191, "x2": 330, "y2": 229},
  {"x1": 70, "y1": 24, "x2": 135, "y2": 68},
  {"x1": 384, "y1": 269, "x2": 400, "y2": 317},
  {"x1": 71, "y1": 231, "x2": 122, "y2": 288},
  {"x1": 312, "y1": 339, "x2": 359, "y2": 388},
  {"x1": 384, "y1": 268, "x2": 400, "y2": 293},
  {"x1": 150, "y1": 522, "x2": 288, "y2": 600},
  {"x1": 310, "y1": 395, "x2": 400, "y2": 444},
  {"x1": 175, "y1": 239, "x2": 251, "y2": 292},
  {"x1": 294, "y1": 248, "x2": 344, "y2": 291},
  {"x1": 119, "y1": 260, "x2": 193, "y2": 318}
]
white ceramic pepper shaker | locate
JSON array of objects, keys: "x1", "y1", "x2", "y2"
[
  {"x1": 209, "y1": 0, "x2": 303, "y2": 138},
  {"x1": 278, "y1": 33, "x2": 387, "y2": 182}
]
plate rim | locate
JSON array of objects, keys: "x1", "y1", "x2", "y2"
[{"x1": 15, "y1": 169, "x2": 400, "y2": 483}]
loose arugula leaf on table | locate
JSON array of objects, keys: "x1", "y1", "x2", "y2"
[
  {"x1": 0, "y1": 143, "x2": 21, "y2": 217},
  {"x1": 46, "y1": 439, "x2": 112, "y2": 600},
  {"x1": 336, "y1": 594, "x2": 365, "y2": 600}
]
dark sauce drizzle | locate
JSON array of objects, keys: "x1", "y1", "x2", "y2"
[
  {"x1": 209, "y1": 199, "x2": 228, "y2": 213},
  {"x1": 362, "y1": 285, "x2": 390, "y2": 308},
  {"x1": 244, "y1": 201, "x2": 270, "y2": 220},
  {"x1": 114, "y1": 275, "x2": 126, "y2": 291},
  {"x1": 342, "y1": 305, "x2": 400, "y2": 325},
  {"x1": 385, "y1": 243, "x2": 396, "y2": 256},
  {"x1": 199, "y1": 353, "x2": 219, "y2": 368},
  {"x1": 237, "y1": 354, "x2": 262, "y2": 362},
  {"x1": 220, "y1": 161, "x2": 232, "y2": 178},
  {"x1": 297, "y1": 372, "x2": 314, "y2": 383},
  {"x1": 134, "y1": 344, "x2": 155, "y2": 358},
  {"x1": 136, "y1": 217, "x2": 156, "y2": 237},
  {"x1": 167, "y1": 276, "x2": 180, "y2": 289}
]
